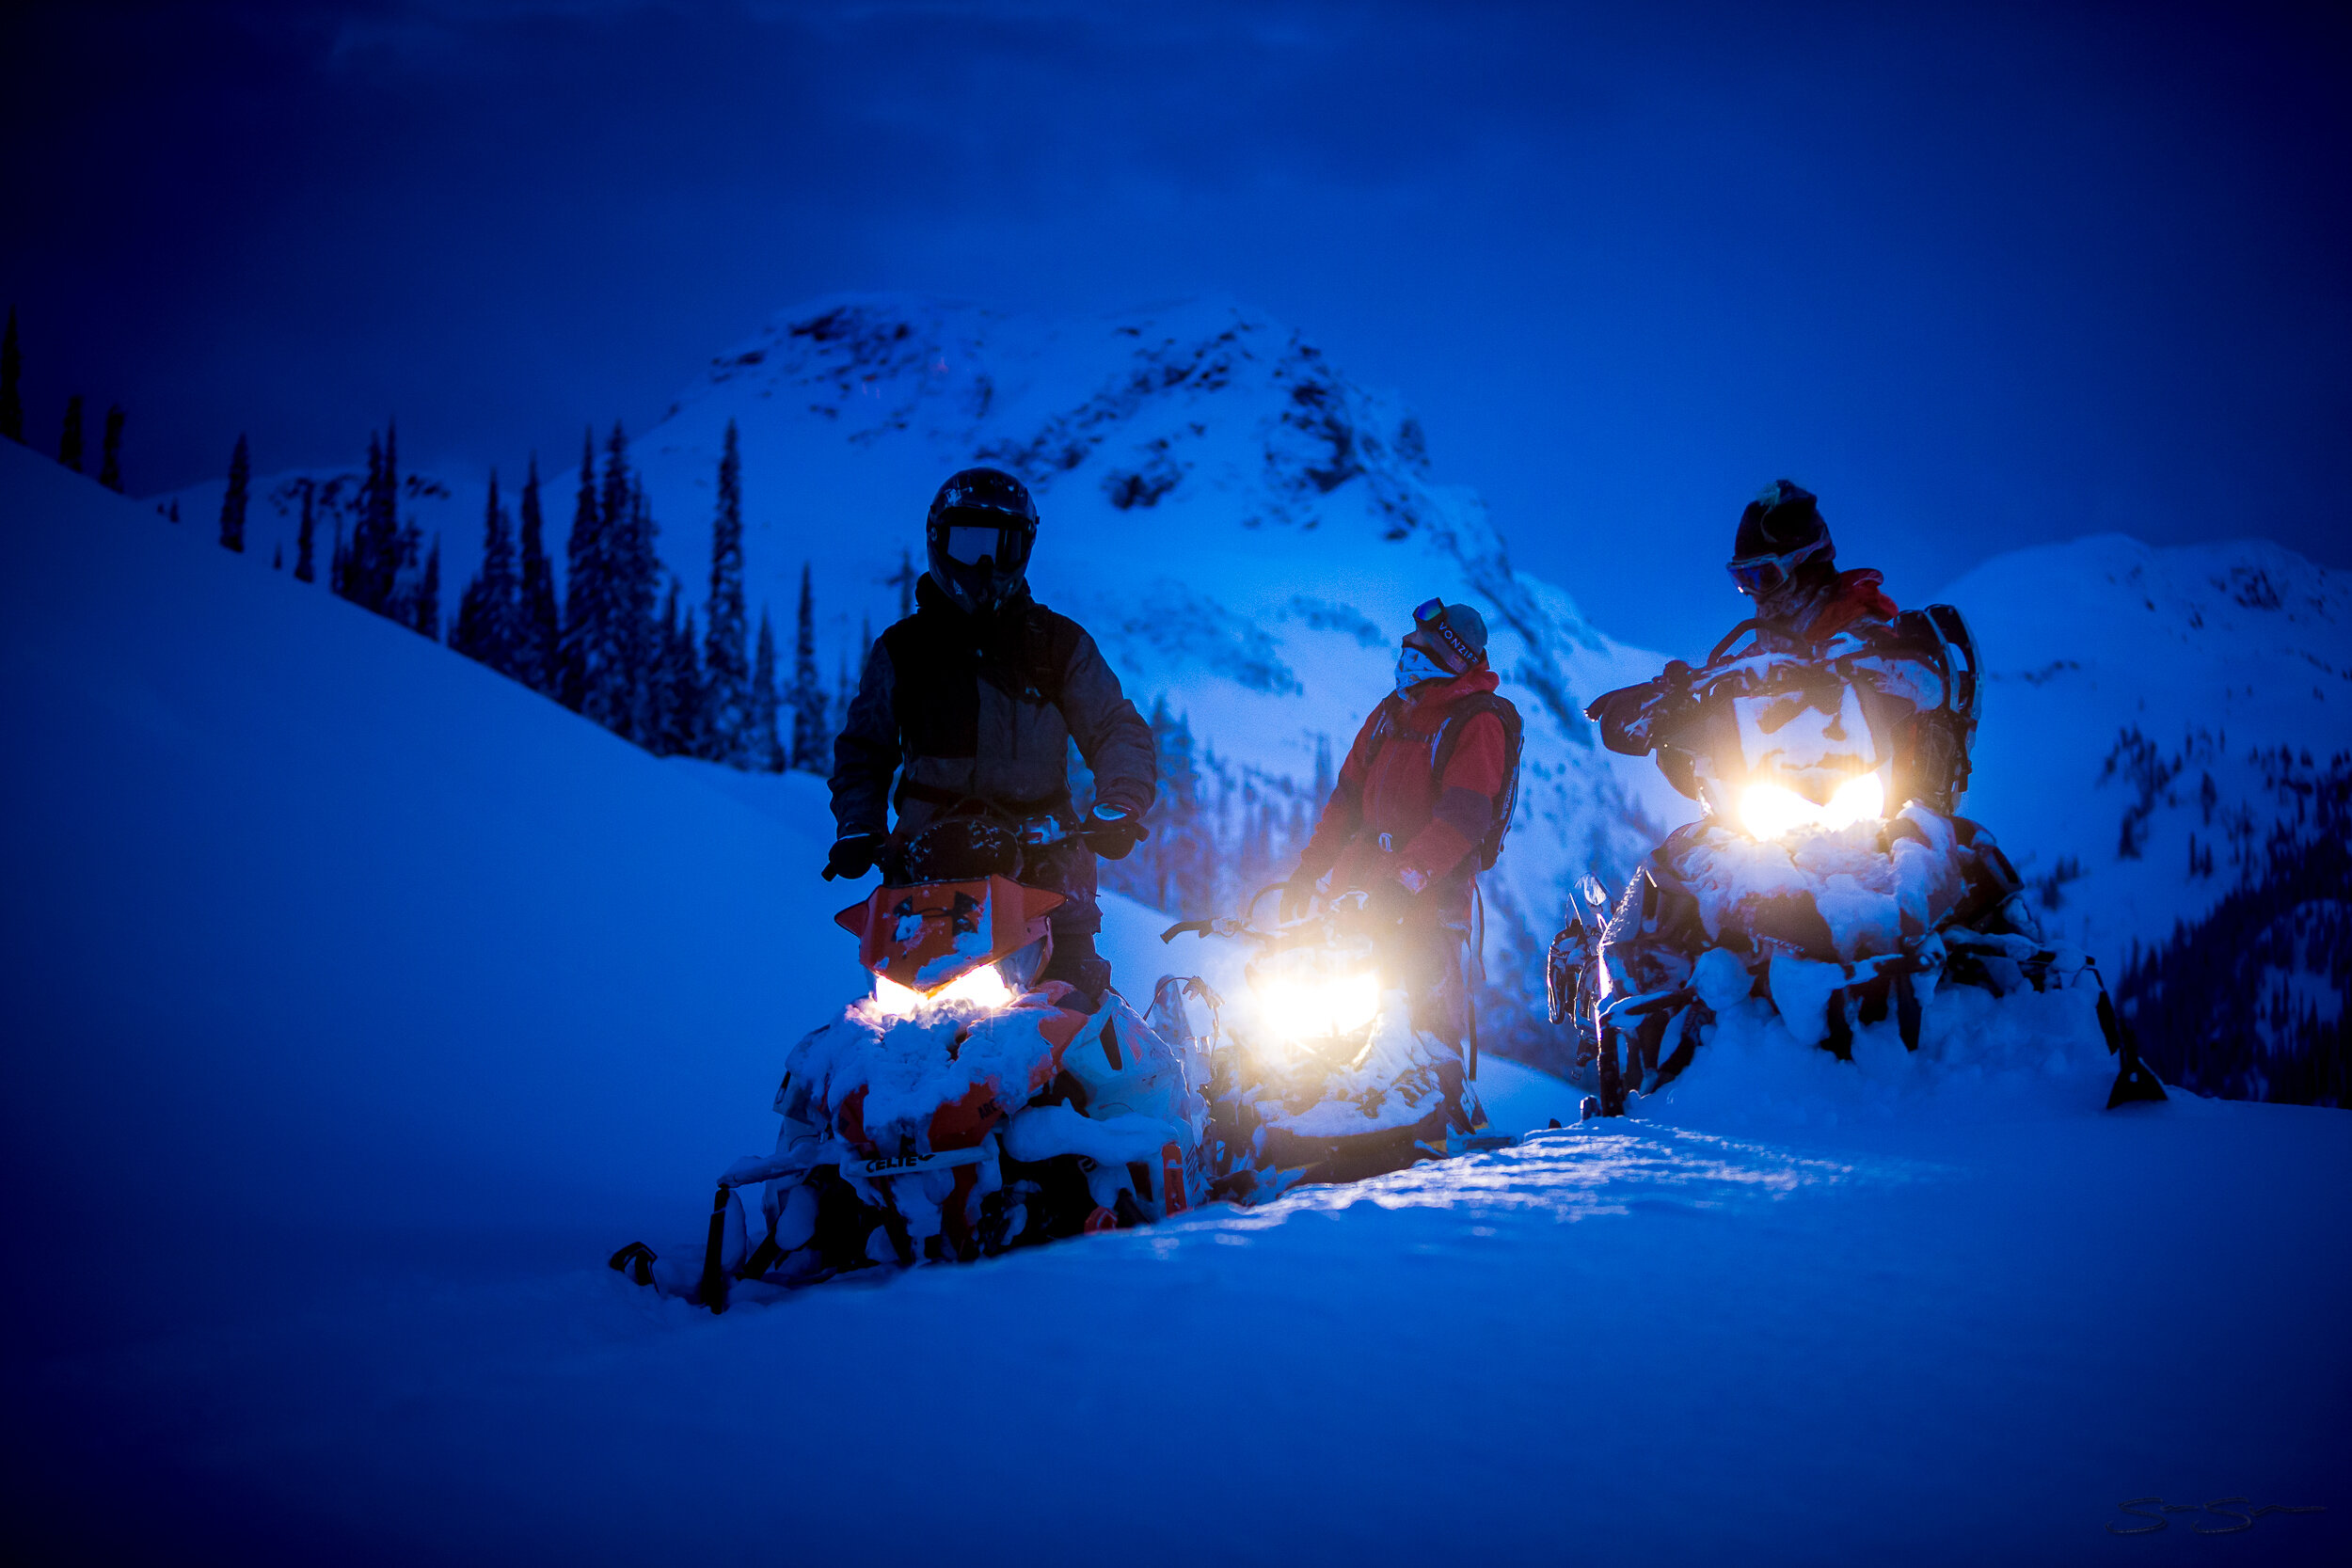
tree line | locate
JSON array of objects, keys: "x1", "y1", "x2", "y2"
[
  {"x1": 3, "y1": 304, "x2": 848, "y2": 776},
  {"x1": 2, "y1": 307, "x2": 128, "y2": 493}
]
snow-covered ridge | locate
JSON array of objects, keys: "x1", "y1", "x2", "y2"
[
  {"x1": 142, "y1": 296, "x2": 2352, "y2": 1050},
  {"x1": 1946, "y1": 532, "x2": 2352, "y2": 961}
]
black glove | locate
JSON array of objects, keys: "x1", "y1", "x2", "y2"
[
  {"x1": 1360, "y1": 876, "x2": 1419, "y2": 926},
  {"x1": 822, "y1": 832, "x2": 882, "y2": 882},
  {"x1": 1080, "y1": 805, "x2": 1148, "y2": 861},
  {"x1": 1279, "y1": 871, "x2": 1320, "y2": 921}
]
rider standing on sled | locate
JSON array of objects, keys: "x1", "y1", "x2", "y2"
[
  {"x1": 1279, "y1": 599, "x2": 1523, "y2": 1058},
  {"x1": 825, "y1": 467, "x2": 1156, "y2": 1005}
]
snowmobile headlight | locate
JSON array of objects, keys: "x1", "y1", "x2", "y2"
[
  {"x1": 1255, "y1": 971, "x2": 1381, "y2": 1052},
  {"x1": 868, "y1": 962, "x2": 1018, "y2": 1020},
  {"x1": 1738, "y1": 772, "x2": 1885, "y2": 841}
]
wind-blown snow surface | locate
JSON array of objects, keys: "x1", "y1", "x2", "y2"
[{"x1": 13, "y1": 451, "x2": 2349, "y2": 1564}]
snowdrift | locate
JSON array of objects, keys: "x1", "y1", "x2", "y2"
[{"x1": 0, "y1": 439, "x2": 853, "y2": 1275}]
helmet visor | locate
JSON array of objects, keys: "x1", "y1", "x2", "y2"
[
  {"x1": 945, "y1": 525, "x2": 1007, "y2": 566},
  {"x1": 936, "y1": 507, "x2": 1033, "y2": 569}
]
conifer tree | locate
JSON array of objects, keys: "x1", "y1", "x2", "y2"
[
  {"x1": 98, "y1": 405, "x2": 124, "y2": 492},
  {"x1": 218, "y1": 434, "x2": 250, "y2": 552},
  {"x1": 563, "y1": 424, "x2": 660, "y2": 743},
  {"x1": 453, "y1": 471, "x2": 525, "y2": 676},
  {"x1": 558, "y1": 428, "x2": 603, "y2": 713},
  {"x1": 650, "y1": 580, "x2": 706, "y2": 756},
  {"x1": 0, "y1": 308, "x2": 22, "y2": 444},
  {"x1": 516, "y1": 455, "x2": 559, "y2": 694},
  {"x1": 342, "y1": 425, "x2": 402, "y2": 612},
  {"x1": 414, "y1": 534, "x2": 441, "y2": 641},
  {"x1": 885, "y1": 548, "x2": 919, "y2": 619},
  {"x1": 789, "y1": 562, "x2": 828, "y2": 771},
  {"x1": 166, "y1": 499, "x2": 180, "y2": 525},
  {"x1": 613, "y1": 469, "x2": 660, "y2": 743},
  {"x1": 58, "y1": 396, "x2": 85, "y2": 472},
  {"x1": 700, "y1": 419, "x2": 751, "y2": 765},
  {"x1": 273, "y1": 543, "x2": 284, "y2": 570},
  {"x1": 293, "y1": 479, "x2": 317, "y2": 582},
  {"x1": 751, "y1": 606, "x2": 785, "y2": 772}
]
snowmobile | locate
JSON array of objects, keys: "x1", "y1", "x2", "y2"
[
  {"x1": 1161, "y1": 884, "x2": 1510, "y2": 1202},
  {"x1": 1552, "y1": 609, "x2": 2167, "y2": 1116},
  {"x1": 610, "y1": 816, "x2": 1214, "y2": 1311}
]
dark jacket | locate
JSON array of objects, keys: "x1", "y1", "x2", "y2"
[{"x1": 830, "y1": 574, "x2": 1156, "y2": 842}]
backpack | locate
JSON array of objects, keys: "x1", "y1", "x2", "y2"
[{"x1": 1365, "y1": 689, "x2": 1525, "y2": 872}]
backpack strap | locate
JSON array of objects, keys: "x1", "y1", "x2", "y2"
[{"x1": 1425, "y1": 691, "x2": 1525, "y2": 871}]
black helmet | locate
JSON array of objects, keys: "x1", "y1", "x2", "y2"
[
  {"x1": 1727, "y1": 479, "x2": 1833, "y2": 598},
  {"x1": 926, "y1": 467, "x2": 1038, "y2": 613}
]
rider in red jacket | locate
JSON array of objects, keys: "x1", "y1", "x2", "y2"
[{"x1": 1283, "y1": 599, "x2": 1521, "y2": 1051}]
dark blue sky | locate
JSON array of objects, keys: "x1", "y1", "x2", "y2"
[{"x1": 5, "y1": 0, "x2": 2345, "y2": 657}]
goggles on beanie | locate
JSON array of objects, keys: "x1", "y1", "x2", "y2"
[
  {"x1": 1725, "y1": 537, "x2": 1830, "y2": 597},
  {"x1": 1409, "y1": 597, "x2": 1482, "y2": 673}
]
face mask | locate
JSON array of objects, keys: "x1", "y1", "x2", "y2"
[{"x1": 1395, "y1": 644, "x2": 1451, "y2": 698}]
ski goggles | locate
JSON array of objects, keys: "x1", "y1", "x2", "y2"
[
  {"x1": 1408, "y1": 596, "x2": 1479, "y2": 672},
  {"x1": 936, "y1": 507, "x2": 1034, "y2": 566},
  {"x1": 1726, "y1": 549, "x2": 1809, "y2": 597}
]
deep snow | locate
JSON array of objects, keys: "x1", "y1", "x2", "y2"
[{"x1": 8, "y1": 447, "x2": 2349, "y2": 1565}]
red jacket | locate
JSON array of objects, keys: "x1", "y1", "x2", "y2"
[{"x1": 1295, "y1": 668, "x2": 1512, "y2": 911}]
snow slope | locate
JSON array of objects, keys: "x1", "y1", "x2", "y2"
[
  {"x1": 1949, "y1": 535, "x2": 2352, "y2": 959},
  {"x1": 10, "y1": 426, "x2": 2350, "y2": 1564},
  {"x1": 155, "y1": 293, "x2": 1692, "y2": 1004}
]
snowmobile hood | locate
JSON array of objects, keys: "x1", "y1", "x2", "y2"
[{"x1": 836, "y1": 876, "x2": 1066, "y2": 992}]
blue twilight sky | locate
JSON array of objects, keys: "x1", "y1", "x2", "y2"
[{"x1": 3, "y1": 0, "x2": 2345, "y2": 657}]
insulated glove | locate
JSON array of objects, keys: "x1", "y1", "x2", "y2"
[
  {"x1": 1361, "y1": 876, "x2": 1419, "y2": 926},
  {"x1": 1279, "y1": 871, "x2": 1320, "y2": 921},
  {"x1": 822, "y1": 832, "x2": 882, "y2": 882},
  {"x1": 1080, "y1": 804, "x2": 1149, "y2": 861}
]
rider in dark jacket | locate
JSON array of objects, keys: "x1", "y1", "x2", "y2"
[
  {"x1": 1588, "y1": 480, "x2": 1959, "y2": 811},
  {"x1": 826, "y1": 467, "x2": 1157, "y2": 1002}
]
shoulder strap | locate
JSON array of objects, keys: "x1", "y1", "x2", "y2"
[{"x1": 1428, "y1": 692, "x2": 1525, "y2": 870}]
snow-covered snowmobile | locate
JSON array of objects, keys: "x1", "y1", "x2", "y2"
[
  {"x1": 1553, "y1": 610, "x2": 2167, "y2": 1116},
  {"x1": 1161, "y1": 885, "x2": 1510, "y2": 1202},
  {"x1": 611, "y1": 817, "x2": 1214, "y2": 1311}
]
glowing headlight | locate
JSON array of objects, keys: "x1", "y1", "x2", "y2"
[
  {"x1": 1255, "y1": 972, "x2": 1380, "y2": 1050},
  {"x1": 1738, "y1": 771, "x2": 1885, "y2": 840},
  {"x1": 867, "y1": 963, "x2": 1018, "y2": 1020}
]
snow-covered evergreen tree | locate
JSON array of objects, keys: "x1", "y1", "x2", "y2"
[
  {"x1": 648, "y1": 579, "x2": 704, "y2": 757},
  {"x1": 562, "y1": 426, "x2": 661, "y2": 745},
  {"x1": 98, "y1": 405, "x2": 123, "y2": 492},
  {"x1": 342, "y1": 426, "x2": 404, "y2": 613},
  {"x1": 516, "y1": 455, "x2": 558, "y2": 696},
  {"x1": 699, "y1": 419, "x2": 751, "y2": 765},
  {"x1": 413, "y1": 534, "x2": 441, "y2": 641},
  {"x1": 557, "y1": 428, "x2": 600, "y2": 713},
  {"x1": 293, "y1": 479, "x2": 317, "y2": 583},
  {"x1": 217, "y1": 434, "x2": 249, "y2": 553},
  {"x1": 453, "y1": 471, "x2": 525, "y2": 677},
  {"x1": 57, "y1": 395, "x2": 84, "y2": 473},
  {"x1": 751, "y1": 606, "x2": 785, "y2": 772},
  {"x1": 789, "y1": 562, "x2": 827, "y2": 772}
]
